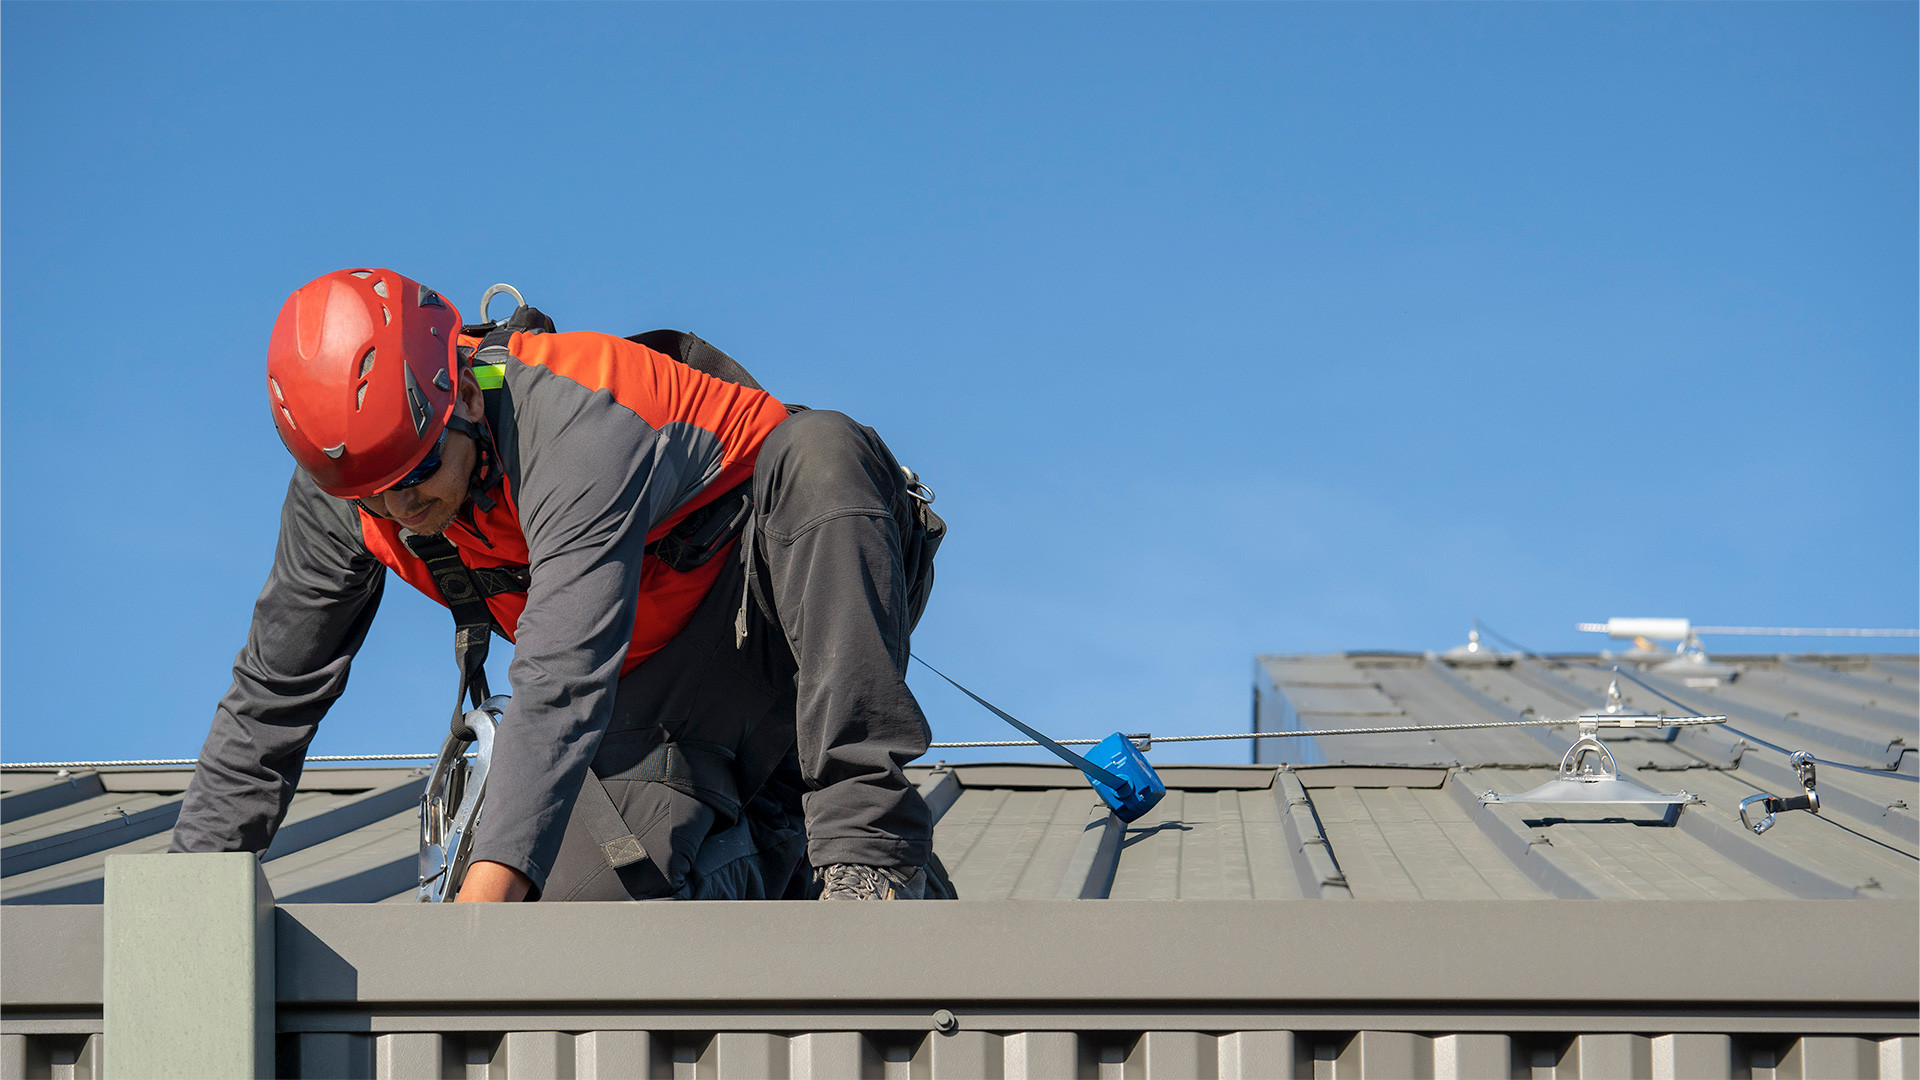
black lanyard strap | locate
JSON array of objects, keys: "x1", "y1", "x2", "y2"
[{"x1": 911, "y1": 657, "x2": 1131, "y2": 797}]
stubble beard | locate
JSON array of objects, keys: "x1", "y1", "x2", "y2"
[{"x1": 401, "y1": 499, "x2": 463, "y2": 537}]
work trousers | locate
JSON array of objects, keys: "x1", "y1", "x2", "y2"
[{"x1": 540, "y1": 410, "x2": 935, "y2": 901}]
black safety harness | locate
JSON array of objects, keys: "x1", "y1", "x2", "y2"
[{"x1": 405, "y1": 307, "x2": 764, "y2": 877}]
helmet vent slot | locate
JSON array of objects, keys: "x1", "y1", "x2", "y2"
[
  {"x1": 381, "y1": 305, "x2": 391, "y2": 325},
  {"x1": 360, "y1": 349, "x2": 376, "y2": 378},
  {"x1": 356, "y1": 383, "x2": 369, "y2": 410},
  {"x1": 371, "y1": 279, "x2": 388, "y2": 299},
  {"x1": 270, "y1": 377, "x2": 285, "y2": 402},
  {"x1": 279, "y1": 405, "x2": 297, "y2": 430},
  {"x1": 349, "y1": 270, "x2": 371, "y2": 279},
  {"x1": 403, "y1": 365, "x2": 430, "y2": 436}
]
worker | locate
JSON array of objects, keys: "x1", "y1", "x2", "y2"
[{"x1": 170, "y1": 268, "x2": 946, "y2": 902}]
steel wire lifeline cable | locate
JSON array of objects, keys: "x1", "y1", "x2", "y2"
[
  {"x1": 917, "y1": 649, "x2": 1726, "y2": 748},
  {"x1": 1592, "y1": 665, "x2": 1920, "y2": 860},
  {"x1": 1458, "y1": 619, "x2": 1917, "y2": 781},
  {"x1": 0, "y1": 754, "x2": 443, "y2": 771},
  {"x1": 5, "y1": 647, "x2": 1910, "y2": 775},
  {"x1": 1457, "y1": 629, "x2": 1920, "y2": 859},
  {"x1": 1473, "y1": 618, "x2": 1573, "y2": 667},
  {"x1": 924, "y1": 714, "x2": 1729, "y2": 749},
  {"x1": 0, "y1": 712, "x2": 1730, "y2": 770},
  {"x1": 1605, "y1": 664, "x2": 1919, "y2": 782},
  {"x1": 1576, "y1": 623, "x2": 1920, "y2": 637}
]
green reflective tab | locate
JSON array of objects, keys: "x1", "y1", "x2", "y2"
[{"x1": 472, "y1": 364, "x2": 504, "y2": 390}]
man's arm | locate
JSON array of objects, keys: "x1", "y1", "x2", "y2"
[
  {"x1": 459, "y1": 344, "x2": 731, "y2": 897},
  {"x1": 456, "y1": 860, "x2": 532, "y2": 902},
  {"x1": 171, "y1": 470, "x2": 384, "y2": 853}
]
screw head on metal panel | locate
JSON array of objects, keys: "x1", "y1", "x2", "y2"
[{"x1": 932, "y1": 1009, "x2": 958, "y2": 1033}]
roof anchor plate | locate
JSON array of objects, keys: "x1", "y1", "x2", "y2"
[{"x1": 1481, "y1": 695, "x2": 1702, "y2": 806}]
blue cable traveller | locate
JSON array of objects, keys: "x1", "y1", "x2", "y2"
[{"x1": 914, "y1": 657, "x2": 1166, "y2": 823}]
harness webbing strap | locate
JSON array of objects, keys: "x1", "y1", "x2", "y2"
[
  {"x1": 649, "y1": 481, "x2": 753, "y2": 573},
  {"x1": 402, "y1": 532, "x2": 497, "y2": 736},
  {"x1": 467, "y1": 564, "x2": 531, "y2": 596},
  {"x1": 596, "y1": 738, "x2": 746, "y2": 821},
  {"x1": 408, "y1": 308, "x2": 777, "y2": 874},
  {"x1": 405, "y1": 528, "x2": 649, "y2": 875},
  {"x1": 576, "y1": 774, "x2": 649, "y2": 870}
]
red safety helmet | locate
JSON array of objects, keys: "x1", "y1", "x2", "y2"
[{"x1": 266, "y1": 269, "x2": 464, "y2": 498}]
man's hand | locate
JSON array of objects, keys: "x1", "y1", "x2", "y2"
[{"x1": 455, "y1": 860, "x2": 534, "y2": 902}]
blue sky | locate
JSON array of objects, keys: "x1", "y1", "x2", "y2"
[{"x1": 3, "y1": 3, "x2": 1914, "y2": 767}]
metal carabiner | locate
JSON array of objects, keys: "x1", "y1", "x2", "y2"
[
  {"x1": 1739, "y1": 793, "x2": 1777, "y2": 835},
  {"x1": 418, "y1": 694, "x2": 510, "y2": 902}
]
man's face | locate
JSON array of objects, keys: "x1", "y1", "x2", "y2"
[{"x1": 358, "y1": 372, "x2": 484, "y2": 535}]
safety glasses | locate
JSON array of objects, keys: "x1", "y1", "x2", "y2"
[{"x1": 384, "y1": 432, "x2": 447, "y2": 492}]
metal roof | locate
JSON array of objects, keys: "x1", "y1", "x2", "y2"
[
  {"x1": 3, "y1": 767, "x2": 428, "y2": 907},
  {"x1": 7, "y1": 654, "x2": 1913, "y2": 907},
  {"x1": 2, "y1": 652, "x2": 1916, "y2": 1078},
  {"x1": 1249, "y1": 651, "x2": 1918, "y2": 903}
]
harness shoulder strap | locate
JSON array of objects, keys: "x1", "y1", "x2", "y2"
[
  {"x1": 401, "y1": 532, "x2": 499, "y2": 734},
  {"x1": 626, "y1": 329, "x2": 764, "y2": 391},
  {"x1": 419, "y1": 304, "x2": 660, "y2": 876},
  {"x1": 469, "y1": 325, "x2": 515, "y2": 397}
]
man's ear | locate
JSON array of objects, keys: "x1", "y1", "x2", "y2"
[{"x1": 455, "y1": 368, "x2": 486, "y2": 422}]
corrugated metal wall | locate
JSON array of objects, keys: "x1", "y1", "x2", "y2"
[{"x1": 9, "y1": 1028, "x2": 1916, "y2": 1079}]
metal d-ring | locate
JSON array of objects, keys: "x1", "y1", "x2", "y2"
[
  {"x1": 478, "y1": 283, "x2": 526, "y2": 324},
  {"x1": 901, "y1": 465, "x2": 936, "y2": 504}
]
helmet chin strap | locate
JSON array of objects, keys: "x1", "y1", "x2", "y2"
[
  {"x1": 348, "y1": 415, "x2": 503, "y2": 526},
  {"x1": 445, "y1": 413, "x2": 501, "y2": 514}
]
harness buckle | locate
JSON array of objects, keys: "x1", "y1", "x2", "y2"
[{"x1": 650, "y1": 482, "x2": 753, "y2": 573}]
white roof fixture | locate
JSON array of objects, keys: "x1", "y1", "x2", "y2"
[
  {"x1": 1443, "y1": 626, "x2": 1490, "y2": 658},
  {"x1": 1579, "y1": 617, "x2": 1696, "y2": 642},
  {"x1": 1572, "y1": 617, "x2": 1920, "y2": 688},
  {"x1": 1481, "y1": 678, "x2": 1723, "y2": 807},
  {"x1": 1577, "y1": 617, "x2": 1920, "y2": 641}
]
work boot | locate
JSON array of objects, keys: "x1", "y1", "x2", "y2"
[{"x1": 814, "y1": 863, "x2": 928, "y2": 900}]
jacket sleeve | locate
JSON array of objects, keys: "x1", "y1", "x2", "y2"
[
  {"x1": 464, "y1": 348, "x2": 728, "y2": 895},
  {"x1": 170, "y1": 469, "x2": 385, "y2": 853}
]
